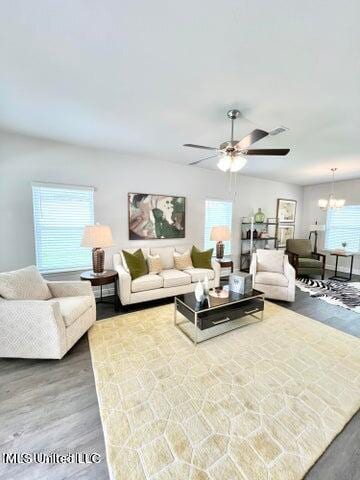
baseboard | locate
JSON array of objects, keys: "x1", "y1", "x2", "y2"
[{"x1": 325, "y1": 264, "x2": 360, "y2": 276}]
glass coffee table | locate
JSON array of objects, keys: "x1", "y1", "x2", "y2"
[{"x1": 174, "y1": 286, "x2": 265, "y2": 345}]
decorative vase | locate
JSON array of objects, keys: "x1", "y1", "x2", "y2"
[
  {"x1": 195, "y1": 281, "x2": 204, "y2": 302},
  {"x1": 254, "y1": 208, "x2": 265, "y2": 223},
  {"x1": 253, "y1": 229, "x2": 258, "y2": 239},
  {"x1": 203, "y1": 275, "x2": 209, "y2": 295}
]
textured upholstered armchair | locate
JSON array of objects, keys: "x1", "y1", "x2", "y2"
[
  {"x1": 0, "y1": 266, "x2": 96, "y2": 359},
  {"x1": 250, "y1": 249, "x2": 295, "y2": 302},
  {"x1": 285, "y1": 239, "x2": 326, "y2": 279}
]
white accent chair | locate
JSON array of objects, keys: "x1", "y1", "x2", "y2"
[
  {"x1": 250, "y1": 249, "x2": 295, "y2": 302},
  {"x1": 114, "y1": 245, "x2": 221, "y2": 306},
  {"x1": 0, "y1": 266, "x2": 96, "y2": 359}
]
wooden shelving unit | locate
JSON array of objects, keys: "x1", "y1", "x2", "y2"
[{"x1": 240, "y1": 217, "x2": 279, "y2": 272}]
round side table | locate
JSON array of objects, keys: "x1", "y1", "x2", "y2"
[{"x1": 80, "y1": 270, "x2": 119, "y2": 312}]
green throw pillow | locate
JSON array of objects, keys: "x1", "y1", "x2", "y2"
[
  {"x1": 122, "y1": 249, "x2": 148, "y2": 280},
  {"x1": 191, "y1": 246, "x2": 213, "y2": 269}
]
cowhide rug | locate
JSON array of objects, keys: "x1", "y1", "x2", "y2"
[{"x1": 296, "y1": 278, "x2": 360, "y2": 313}]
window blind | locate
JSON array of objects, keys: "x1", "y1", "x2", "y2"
[
  {"x1": 204, "y1": 200, "x2": 233, "y2": 255},
  {"x1": 32, "y1": 183, "x2": 95, "y2": 273},
  {"x1": 325, "y1": 205, "x2": 360, "y2": 252}
]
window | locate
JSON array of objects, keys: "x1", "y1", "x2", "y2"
[
  {"x1": 325, "y1": 205, "x2": 360, "y2": 252},
  {"x1": 204, "y1": 200, "x2": 233, "y2": 255},
  {"x1": 32, "y1": 183, "x2": 95, "y2": 273}
]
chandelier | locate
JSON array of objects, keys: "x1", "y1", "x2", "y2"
[{"x1": 318, "y1": 168, "x2": 345, "y2": 210}]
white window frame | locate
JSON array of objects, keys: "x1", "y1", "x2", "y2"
[
  {"x1": 324, "y1": 204, "x2": 360, "y2": 253},
  {"x1": 32, "y1": 182, "x2": 95, "y2": 273},
  {"x1": 204, "y1": 199, "x2": 233, "y2": 256}
]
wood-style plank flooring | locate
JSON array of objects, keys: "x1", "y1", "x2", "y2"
[{"x1": 0, "y1": 271, "x2": 359, "y2": 479}]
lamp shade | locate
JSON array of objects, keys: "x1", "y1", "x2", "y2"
[
  {"x1": 210, "y1": 225, "x2": 231, "y2": 242},
  {"x1": 81, "y1": 224, "x2": 114, "y2": 248}
]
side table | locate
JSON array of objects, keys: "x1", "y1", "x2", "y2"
[
  {"x1": 215, "y1": 257, "x2": 234, "y2": 275},
  {"x1": 329, "y1": 252, "x2": 354, "y2": 282},
  {"x1": 81, "y1": 270, "x2": 119, "y2": 311}
]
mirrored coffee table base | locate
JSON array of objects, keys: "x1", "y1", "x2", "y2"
[{"x1": 174, "y1": 287, "x2": 265, "y2": 345}]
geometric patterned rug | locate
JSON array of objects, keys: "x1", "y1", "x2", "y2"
[{"x1": 88, "y1": 302, "x2": 360, "y2": 480}]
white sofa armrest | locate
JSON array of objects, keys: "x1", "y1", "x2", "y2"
[
  {"x1": 284, "y1": 255, "x2": 296, "y2": 301},
  {"x1": 115, "y1": 265, "x2": 132, "y2": 305},
  {"x1": 211, "y1": 258, "x2": 221, "y2": 287},
  {"x1": 47, "y1": 281, "x2": 94, "y2": 299},
  {"x1": 249, "y1": 253, "x2": 257, "y2": 287},
  {"x1": 0, "y1": 299, "x2": 67, "y2": 359}
]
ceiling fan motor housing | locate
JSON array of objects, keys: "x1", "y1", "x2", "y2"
[{"x1": 227, "y1": 109, "x2": 241, "y2": 120}]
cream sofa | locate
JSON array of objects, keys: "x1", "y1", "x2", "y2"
[
  {"x1": 114, "y1": 245, "x2": 221, "y2": 305},
  {"x1": 0, "y1": 266, "x2": 96, "y2": 359},
  {"x1": 250, "y1": 249, "x2": 295, "y2": 302}
]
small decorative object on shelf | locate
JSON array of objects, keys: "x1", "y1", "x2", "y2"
[
  {"x1": 254, "y1": 208, "x2": 265, "y2": 223},
  {"x1": 246, "y1": 229, "x2": 251, "y2": 239},
  {"x1": 342, "y1": 242, "x2": 347, "y2": 249},
  {"x1": 253, "y1": 229, "x2": 258, "y2": 239},
  {"x1": 195, "y1": 280, "x2": 204, "y2": 301}
]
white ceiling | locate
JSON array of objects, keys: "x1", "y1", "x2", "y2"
[{"x1": 1, "y1": 1, "x2": 360, "y2": 185}]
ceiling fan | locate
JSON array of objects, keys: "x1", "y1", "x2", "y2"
[{"x1": 183, "y1": 109, "x2": 290, "y2": 172}]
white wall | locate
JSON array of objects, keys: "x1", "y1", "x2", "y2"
[
  {"x1": 0, "y1": 130, "x2": 304, "y2": 278},
  {"x1": 302, "y1": 178, "x2": 360, "y2": 274}
]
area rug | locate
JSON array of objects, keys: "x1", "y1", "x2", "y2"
[
  {"x1": 296, "y1": 278, "x2": 360, "y2": 313},
  {"x1": 88, "y1": 302, "x2": 360, "y2": 480}
]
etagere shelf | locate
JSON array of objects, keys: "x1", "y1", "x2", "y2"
[{"x1": 240, "y1": 217, "x2": 280, "y2": 272}]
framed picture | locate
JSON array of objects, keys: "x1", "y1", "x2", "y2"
[
  {"x1": 128, "y1": 193, "x2": 185, "y2": 240},
  {"x1": 277, "y1": 198, "x2": 297, "y2": 223},
  {"x1": 277, "y1": 224, "x2": 295, "y2": 248}
]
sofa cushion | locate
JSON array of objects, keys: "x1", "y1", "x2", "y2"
[
  {"x1": 122, "y1": 249, "x2": 149, "y2": 280},
  {"x1": 255, "y1": 272, "x2": 289, "y2": 287},
  {"x1": 191, "y1": 246, "x2": 213, "y2": 269},
  {"x1": 147, "y1": 254, "x2": 162, "y2": 275},
  {"x1": 298, "y1": 258, "x2": 323, "y2": 268},
  {"x1": 174, "y1": 251, "x2": 193, "y2": 270},
  {"x1": 160, "y1": 269, "x2": 191, "y2": 288},
  {"x1": 150, "y1": 247, "x2": 175, "y2": 269},
  {"x1": 131, "y1": 274, "x2": 163, "y2": 293},
  {"x1": 257, "y1": 249, "x2": 284, "y2": 273},
  {"x1": 49, "y1": 295, "x2": 92, "y2": 327},
  {"x1": 0, "y1": 265, "x2": 52, "y2": 300},
  {"x1": 184, "y1": 268, "x2": 215, "y2": 283}
]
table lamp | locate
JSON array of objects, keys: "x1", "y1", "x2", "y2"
[
  {"x1": 81, "y1": 224, "x2": 114, "y2": 274},
  {"x1": 210, "y1": 226, "x2": 231, "y2": 259},
  {"x1": 309, "y1": 222, "x2": 325, "y2": 254}
]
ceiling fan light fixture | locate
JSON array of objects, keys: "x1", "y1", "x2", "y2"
[
  {"x1": 217, "y1": 155, "x2": 232, "y2": 172},
  {"x1": 230, "y1": 156, "x2": 247, "y2": 172}
]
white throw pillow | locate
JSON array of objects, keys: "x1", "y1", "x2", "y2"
[
  {"x1": 256, "y1": 249, "x2": 284, "y2": 273},
  {"x1": 147, "y1": 254, "x2": 162, "y2": 275},
  {"x1": 150, "y1": 247, "x2": 175, "y2": 270},
  {"x1": 0, "y1": 265, "x2": 52, "y2": 300},
  {"x1": 174, "y1": 251, "x2": 193, "y2": 270}
]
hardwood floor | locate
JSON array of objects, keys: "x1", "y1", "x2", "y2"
[{"x1": 0, "y1": 271, "x2": 359, "y2": 479}]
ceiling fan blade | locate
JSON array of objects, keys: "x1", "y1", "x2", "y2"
[
  {"x1": 269, "y1": 126, "x2": 289, "y2": 136},
  {"x1": 189, "y1": 154, "x2": 219, "y2": 166},
  {"x1": 244, "y1": 148, "x2": 290, "y2": 156},
  {"x1": 183, "y1": 143, "x2": 218, "y2": 151},
  {"x1": 235, "y1": 129, "x2": 269, "y2": 150}
]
